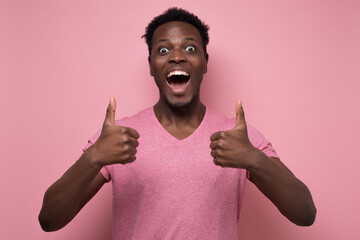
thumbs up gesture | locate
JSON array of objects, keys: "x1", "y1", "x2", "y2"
[
  {"x1": 210, "y1": 101, "x2": 257, "y2": 169},
  {"x1": 89, "y1": 97, "x2": 140, "y2": 167}
]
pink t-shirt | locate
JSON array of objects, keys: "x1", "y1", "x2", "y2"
[{"x1": 84, "y1": 107, "x2": 278, "y2": 239}]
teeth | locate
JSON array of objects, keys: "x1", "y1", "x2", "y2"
[{"x1": 167, "y1": 70, "x2": 189, "y2": 78}]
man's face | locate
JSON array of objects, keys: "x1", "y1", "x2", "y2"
[{"x1": 149, "y1": 21, "x2": 208, "y2": 109}]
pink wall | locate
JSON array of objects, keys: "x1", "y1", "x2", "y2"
[{"x1": 1, "y1": 0, "x2": 359, "y2": 239}]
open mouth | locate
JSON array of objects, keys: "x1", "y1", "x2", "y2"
[
  {"x1": 166, "y1": 70, "x2": 190, "y2": 84},
  {"x1": 166, "y1": 70, "x2": 191, "y2": 94}
]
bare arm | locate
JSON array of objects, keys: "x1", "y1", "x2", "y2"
[
  {"x1": 210, "y1": 101, "x2": 316, "y2": 226},
  {"x1": 38, "y1": 152, "x2": 106, "y2": 232},
  {"x1": 38, "y1": 97, "x2": 140, "y2": 231},
  {"x1": 248, "y1": 153, "x2": 316, "y2": 226}
]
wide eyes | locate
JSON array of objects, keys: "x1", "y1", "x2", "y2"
[
  {"x1": 159, "y1": 47, "x2": 170, "y2": 54},
  {"x1": 185, "y1": 46, "x2": 196, "y2": 52},
  {"x1": 158, "y1": 46, "x2": 196, "y2": 54}
]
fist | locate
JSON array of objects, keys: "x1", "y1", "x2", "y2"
[
  {"x1": 90, "y1": 97, "x2": 140, "y2": 167},
  {"x1": 210, "y1": 101, "x2": 257, "y2": 169}
]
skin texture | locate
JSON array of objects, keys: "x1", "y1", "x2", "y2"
[{"x1": 39, "y1": 20, "x2": 316, "y2": 232}]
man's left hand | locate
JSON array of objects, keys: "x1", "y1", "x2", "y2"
[{"x1": 210, "y1": 100, "x2": 258, "y2": 169}]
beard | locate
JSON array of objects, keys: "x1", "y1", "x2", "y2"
[
  {"x1": 163, "y1": 93, "x2": 199, "y2": 116},
  {"x1": 155, "y1": 78, "x2": 202, "y2": 115}
]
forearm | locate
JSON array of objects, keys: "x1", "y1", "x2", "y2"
[
  {"x1": 248, "y1": 150, "x2": 316, "y2": 226},
  {"x1": 38, "y1": 149, "x2": 102, "y2": 231}
]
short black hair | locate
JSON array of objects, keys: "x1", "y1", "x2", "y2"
[{"x1": 143, "y1": 7, "x2": 210, "y2": 56}]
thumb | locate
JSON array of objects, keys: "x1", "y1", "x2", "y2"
[
  {"x1": 234, "y1": 100, "x2": 245, "y2": 130},
  {"x1": 104, "y1": 96, "x2": 116, "y2": 125}
]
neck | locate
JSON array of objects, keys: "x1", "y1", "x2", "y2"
[{"x1": 153, "y1": 98, "x2": 206, "y2": 133}]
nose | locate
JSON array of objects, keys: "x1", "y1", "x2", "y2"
[{"x1": 168, "y1": 48, "x2": 186, "y2": 63}]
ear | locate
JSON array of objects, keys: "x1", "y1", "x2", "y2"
[
  {"x1": 203, "y1": 53, "x2": 209, "y2": 74},
  {"x1": 148, "y1": 55, "x2": 154, "y2": 76}
]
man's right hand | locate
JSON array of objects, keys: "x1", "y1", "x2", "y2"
[{"x1": 88, "y1": 97, "x2": 140, "y2": 167}]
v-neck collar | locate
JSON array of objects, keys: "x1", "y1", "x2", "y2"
[{"x1": 150, "y1": 107, "x2": 209, "y2": 144}]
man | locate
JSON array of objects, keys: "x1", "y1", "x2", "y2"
[{"x1": 39, "y1": 8, "x2": 316, "y2": 239}]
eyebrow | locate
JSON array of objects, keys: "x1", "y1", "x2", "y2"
[
  {"x1": 156, "y1": 37, "x2": 197, "y2": 43},
  {"x1": 157, "y1": 39, "x2": 170, "y2": 43}
]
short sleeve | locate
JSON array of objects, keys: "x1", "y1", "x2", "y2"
[
  {"x1": 246, "y1": 124, "x2": 279, "y2": 180},
  {"x1": 82, "y1": 130, "x2": 111, "y2": 182},
  {"x1": 82, "y1": 130, "x2": 101, "y2": 152},
  {"x1": 100, "y1": 166, "x2": 112, "y2": 182},
  {"x1": 247, "y1": 124, "x2": 279, "y2": 159}
]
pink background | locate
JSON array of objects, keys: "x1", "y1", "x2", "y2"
[{"x1": 1, "y1": 0, "x2": 359, "y2": 239}]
